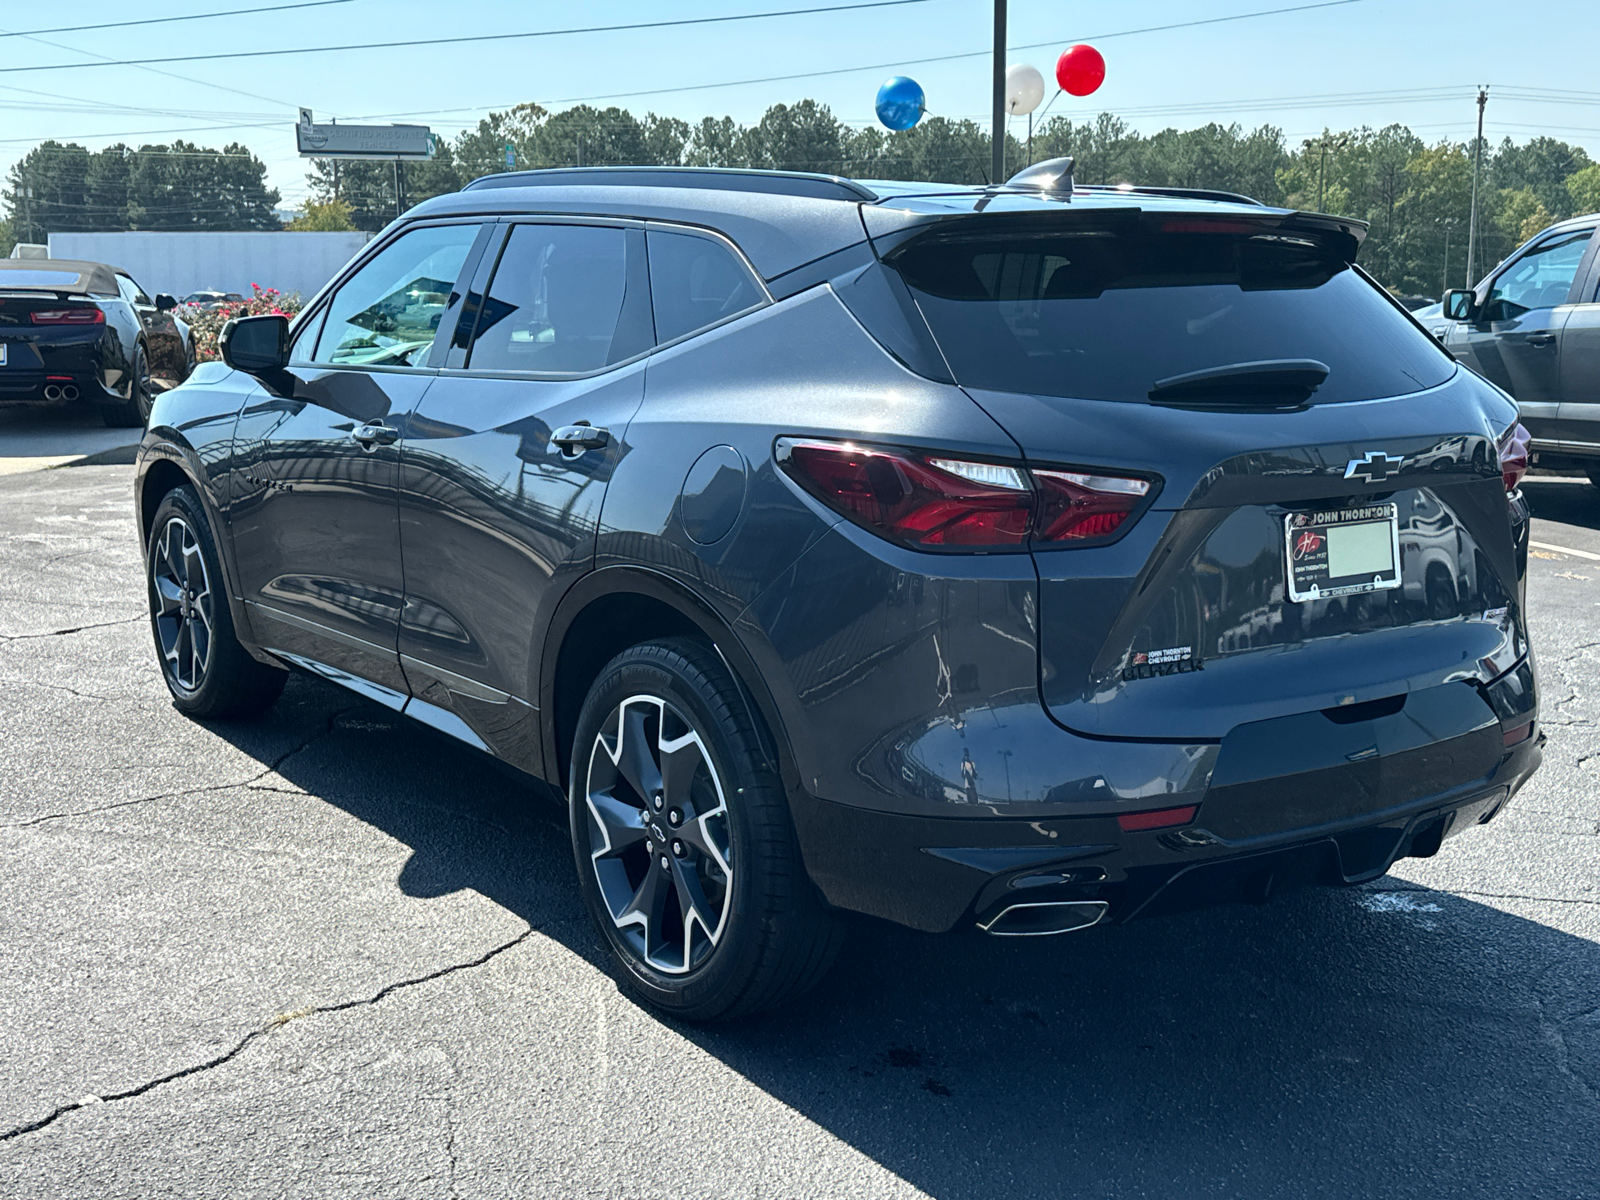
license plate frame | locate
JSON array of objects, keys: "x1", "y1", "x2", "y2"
[
  {"x1": 1284, "y1": 502, "x2": 1402, "y2": 603},
  {"x1": 0, "y1": 343, "x2": 7, "y2": 367}
]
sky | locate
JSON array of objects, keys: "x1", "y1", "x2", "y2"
[{"x1": 1, "y1": 0, "x2": 1597, "y2": 211}]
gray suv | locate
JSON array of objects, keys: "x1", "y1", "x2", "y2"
[{"x1": 1443, "y1": 213, "x2": 1600, "y2": 483}]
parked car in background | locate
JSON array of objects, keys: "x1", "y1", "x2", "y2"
[
  {"x1": 135, "y1": 165, "x2": 1540, "y2": 1020},
  {"x1": 0, "y1": 257, "x2": 193, "y2": 426},
  {"x1": 181, "y1": 290, "x2": 246, "y2": 311},
  {"x1": 1412, "y1": 300, "x2": 1448, "y2": 341},
  {"x1": 1442, "y1": 212, "x2": 1600, "y2": 485}
]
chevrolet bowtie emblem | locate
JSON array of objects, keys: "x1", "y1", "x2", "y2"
[{"x1": 1343, "y1": 451, "x2": 1405, "y2": 483}]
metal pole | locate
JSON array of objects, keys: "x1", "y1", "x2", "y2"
[
  {"x1": 991, "y1": 0, "x2": 1006, "y2": 185},
  {"x1": 1027, "y1": 111, "x2": 1033, "y2": 167},
  {"x1": 1442, "y1": 224, "x2": 1450, "y2": 295},
  {"x1": 1466, "y1": 88, "x2": 1487, "y2": 288},
  {"x1": 393, "y1": 159, "x2": 401, "y2": 219},
  {"x1": 1317, "y1": 137, "x2": 1328, "y2": 212}
]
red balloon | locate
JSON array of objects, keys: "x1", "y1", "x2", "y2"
[{"x1": 1056, "y1": 44, "x2": 1105, "y2": 97}]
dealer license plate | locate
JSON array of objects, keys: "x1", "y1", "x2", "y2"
[{"x1": 1285, "y1": 503, "x2": 1402, "y2": 603}]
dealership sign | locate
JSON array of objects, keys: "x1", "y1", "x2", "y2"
[{"x1": 297, "y1": 109, "x2": 435, "y2": 160}]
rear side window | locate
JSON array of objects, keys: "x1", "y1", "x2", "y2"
[
  {"x1": 466, "y1": 223, "x2": 651, "y2": 374},
  {"x1": 891, "y1": 222, "x2": 1455, "y2": 405},
  {"x1": 647, "y1": 229, "x2": 764, "y2": 344}
]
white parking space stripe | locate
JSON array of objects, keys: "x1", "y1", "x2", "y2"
[{"x1": 1529, "y1": 540, "x2": 1600, "y2": 562}]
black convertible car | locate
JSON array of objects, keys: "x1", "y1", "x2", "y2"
[
  {"x1": 134, "y1": 164, "x2": 1542, "y2": 1019},
  {"x1": 0, "y1": 257, "x2": 192, "y2": 426}
]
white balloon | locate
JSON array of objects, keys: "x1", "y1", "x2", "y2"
[{"x1": 1005, "y1": 63, "x2": 1045, "y2": 116}]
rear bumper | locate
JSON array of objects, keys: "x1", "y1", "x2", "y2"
[{"x1": 791, "y1": 666, "x2": 1541, "y2": 934}]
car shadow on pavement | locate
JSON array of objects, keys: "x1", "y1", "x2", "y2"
[
  {"x1": 226, "y1": 673, "x2": 1600, "y2": 1199},
  {"x1": 1524, "y1": 476, "x2": 1600, "y2": 533}
]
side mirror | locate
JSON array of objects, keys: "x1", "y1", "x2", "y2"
[
  {"x1": 219, "y1": 314, "x2": 289, "y2": 374},
  {"x1": 155, "y1": 293, "x2": 178, "y2": 312},
  {"x1": 1443, "y1": 288, "x2": 1477, "y2": 322}
]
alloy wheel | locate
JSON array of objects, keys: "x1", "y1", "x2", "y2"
[
  {"x1": 583, "y1": 694, "x2": 733, "y2": 975},
  {"x1": 149, "y1": 515, "x2": 214, "y2": 692}
]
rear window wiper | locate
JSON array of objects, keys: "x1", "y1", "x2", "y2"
[{"x1": 1147, "y1": 358, "x2": 1330, "y2": 405}]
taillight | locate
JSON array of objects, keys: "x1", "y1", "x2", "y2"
[
  {"x1": 1033, "y1": 469, "x2": 1151, "y2": 542},
  {"x1": 30, "y1": 308, "x2": 105, "y2": 325},
  {"x1": 1498, "y1": 421, "x2": 1530, "y2": 493},
  {"x1": 777, "y1": 438, "x2": 1153, "y2": 550}
]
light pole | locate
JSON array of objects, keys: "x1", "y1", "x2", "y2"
[
  {"x1": 1466, "y1": 87, "x2": 1488, "y2": 288},
  {"x1": 1438, "y1": 217, "x2": 1458, "y2": 295},
  {"x1": 1311, "y1": 132, "x2": 1349, "y2": 212},
  {"x1": 991, "y1": 0, "x2": 1006, "y2": 184}
]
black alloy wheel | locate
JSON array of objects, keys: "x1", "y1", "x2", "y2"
[
  {"x1": 584, "y1": 692, "x2": 734, "y2": 975},
  {"x1": 150, "y1": 512, "x2": 214, "y2": 694},
  {"x1": 145, "y1": 485, "x2": 287, "y2": 718},
  {"x1": 569, "y1": 638, "x2": 840, "y2": 1020},
  {"x1": 103, "y1": 343, "x2": 153, "y2": 428}
]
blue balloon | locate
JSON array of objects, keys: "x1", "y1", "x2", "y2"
[{"x1": 875, "y1": 76, "x2": 925, "y2": 131}]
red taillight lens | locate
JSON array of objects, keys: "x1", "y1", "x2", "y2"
[
  {"x1": 1502, "y1": 721, "x2": 1533, "y2": 748},
  {"x1": 1116, "y1": 805, "x2": 1199, "y2": 832},
  {"x1": 1498, "y1": 421, "x2": 1530, "y2": 493},
  {"x1": 778, "y1": 438, "x2": 1153, "y2": 550},
  {"x1": 30, "y1": 308, "x2": 105, "y2": 325},
  {"x1": 1032, "y1": 469, "x2": 1152, "y2": 543},
  {"x1": 780, "y1": 440, "x2": 1032, "y2": 547}
]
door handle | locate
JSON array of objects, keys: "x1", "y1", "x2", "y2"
[
  {"x1": 550, "y1": 424, "x2": 611, "y2": 453},
  {"x1": 1525, "y1": 333, "x2": 1556, "y2": 347},
  {"x1": 351, "y1": 421, "x2": 399, "y2": 450}
]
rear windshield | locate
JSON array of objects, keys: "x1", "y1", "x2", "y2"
[
  {"x1": 890, "y1": 223, "x2": 1454, "y2": 404},
  {"x1": 0, "y1": 269, "x2": 83, "y2": 289}
]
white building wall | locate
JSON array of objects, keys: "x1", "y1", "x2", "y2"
[{"x1": 46, "y1": 231, "x2": 373, "y2": 303}]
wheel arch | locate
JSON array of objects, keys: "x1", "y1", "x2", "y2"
[
  {"x1": 541, "y1": 566, "x2": 798, "y2": 800},
  {"x1": 136, "y1": 438, "x2": 263, "y2": 661}
]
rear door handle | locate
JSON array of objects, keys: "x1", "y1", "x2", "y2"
[
  {"x1": 1525, "y1": 333, "x2": 1556, "y2": 347},
  {"x1": 351, "y1": 421, "x2": 399, "y2": 449},
  {"x1": 551, "y1": 424, "x2": 611, "y2": 452}
]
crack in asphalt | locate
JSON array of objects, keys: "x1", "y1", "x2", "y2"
[
  {"x1": 0, "y1": 927, "x2": 537, "y2": 1144},
  {"x1": 0, "y1": 615, "x2": 143, "y2": 645},
  {"x1": 9, "y1": 704, "x2": 363, "y2": 830}
]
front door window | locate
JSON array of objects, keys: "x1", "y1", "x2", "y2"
[
  {"x1": 312, "y1": 224, "x2": 480, "y2": 368},
  {"x1": 1483, "y1": 229, "x2": 1593, "y2": 321}
]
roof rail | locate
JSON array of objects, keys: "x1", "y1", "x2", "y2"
[
  {"x1": 463, "y1": 166, "x2": 878, "y2": 203},
  {"x1": 1077, "y1": 183, "x2": 1266, "y2": 207}
]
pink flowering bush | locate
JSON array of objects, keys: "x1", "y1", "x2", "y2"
[{"x1": 179, "y1": 283, "x2": 305, "y2": 364}]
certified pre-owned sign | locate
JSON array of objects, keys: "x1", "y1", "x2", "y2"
[{"x1": 297, "y1": 109, "x2": 435, "y2": 160}]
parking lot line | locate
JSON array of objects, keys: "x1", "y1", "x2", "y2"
[{"x1": 1529, "y1": 540, "x2": 1600, "y2": 562}]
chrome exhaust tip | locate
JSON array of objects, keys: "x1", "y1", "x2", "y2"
[
  {"x1": 61, "y1": 384, "x2": 79, "y2": 401},
  {"x1": 43, "y1": 385, "x2": 61, "y2": 402},
  {"x1": 977, "y1": 900, "x2": 1109, "y2": 937}
]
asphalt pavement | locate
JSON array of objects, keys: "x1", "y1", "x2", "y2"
[{"x1": 0, "y1": 452, "x2": 1596, "y2": 1198}]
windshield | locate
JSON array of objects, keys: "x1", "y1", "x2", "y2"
[{"x1": 891, "y1": 223, "x2": 1455, "y2": 405}]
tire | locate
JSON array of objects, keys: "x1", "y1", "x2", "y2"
[
  {"x1": 101, "y1": 343, "x2": 152, "y2": 428},
  {"x1": 145, "y1": 484, "x2": 287, "y2": 719},
  {"x1": 568, "y1": 637, "x2": 840, "y2": 1021}
]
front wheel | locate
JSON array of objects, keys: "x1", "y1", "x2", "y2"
[
  {"x1": 101, "y1": 344, "x2": 152, "y2": 428},
  {"x1": 146, "y1": 485, "x2": 287, "y2": 718},
  {"x1": 569, "y1": 638, "x2": 839, "y2": 1021}
]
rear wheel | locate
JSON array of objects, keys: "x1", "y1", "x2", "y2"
[
  {"x1": 569, "y1": 637, "x2": 840, "y2": 1021},
  {"x1": 146, "y1": 485, "x2": 286, "y2": 718},
  {"x1": 101, "y1": 344, "x2": 152, "y2": 428}
]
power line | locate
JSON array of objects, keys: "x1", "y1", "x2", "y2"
[
  {"x1": 0, "y1": 0, "x2": 359, "y2": 39},
  {"x1": 424, "y1": 0, "x2": 1374, "y2": 112},
  {"x1": 0, "y1": 0, "x2": 935, "y2": 75}
]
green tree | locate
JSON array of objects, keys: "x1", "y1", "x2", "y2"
[
  {"x1": 287, "y1": 198, "x2": 356, "y2": 231},
  {"x1": 1568, "y1": 164, "x2": 1600, "y2": 216}
]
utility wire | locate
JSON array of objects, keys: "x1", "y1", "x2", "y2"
[
  {"x1": 0, "y1": 0, "x2": 935, "y2": 75},
  {"x1": 0, "y1": 0, "x2": 359, "y2": 39}
]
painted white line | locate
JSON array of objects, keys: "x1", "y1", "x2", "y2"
[{"x1": 1530, "y1": 540, "x2": 1600, "y2": 562}]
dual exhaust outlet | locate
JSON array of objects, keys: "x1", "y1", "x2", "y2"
[
  {"x1": 43, "y1": 383, "x2": 80, "y2": 402},
  {"x1": 978, "y1": 899, "x2": 1109, "y2": 937}
]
